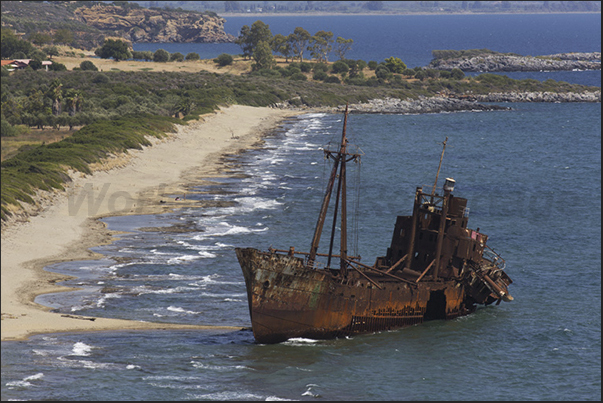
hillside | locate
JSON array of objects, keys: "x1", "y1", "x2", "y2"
[{"x1": 0, "y1": 1, "x2": 234, "y2": 50}]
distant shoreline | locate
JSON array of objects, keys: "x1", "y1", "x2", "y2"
[{"x1": 221, "y1": 11, "x2": 601, "y2": 17}]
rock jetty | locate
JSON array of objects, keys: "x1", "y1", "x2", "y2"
[
  {"x1": 462, "y1": 91, "x2": 601, "y2": 103},
  {"x1": 429, "y1": 52, "x2": 601, "y2": 72},
  {"x1": 334, "y1": 97, "x2": 511, "y2": 114}
]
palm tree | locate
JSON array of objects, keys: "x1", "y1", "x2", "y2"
[{"x1": 47, "y1": 79, "x2": 63, "y2": 116}]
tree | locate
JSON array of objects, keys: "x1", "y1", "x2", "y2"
[
  {"x1": 214, "y1": 53, "x2": 233, "y2": 66},
  {"x1": 334, "y1": 37, "x2": 353, "y2": 60},
  {"x1": 249, "y1": 21, "x2": 272, "y2": 49},
  {"x1": 252, "y1": 40, "x2": 274, "y2": 71},
  {"x1": 331, "y1": 60, "x2": 349, "y2": 76},
  {"x1": 65, "y1": 90, "x2": 83, "y2": 116},
  {"x1": 308, "y1": 30, "x2": 333, "y2": 63},
  {"x1": 271, "y1": 33, "x2": 292, "y2": 62},
  {"x1": 414, "y1": 70, "x2": 426, "y2": 81},
  {"x1": 1, "y1": 34, "x2": 34, "y2": 59},
  {"x1": 288, "y1": 27, "x2": 311, "y2": 62},
  {"x1": 185, "y1": 52, "x2": 200, "y2": 61},
  {"x1": 46, "y1": 79, "x2": 63, "y2": 116},
  {"x1": 384, "y1": 57, "x2": 407, "y2": 74},
  {"x1": 43, "y1": 45, "x2": 60, "y2": 59},
  {"x1": 95, "y1": 39, "x2": 131, "y2": 61},
  {"x1": 236, "y1": 20, "x2": 272, "y2": 61},
  {"x1": 28, "y1": 32, "x2": 52, "y2": 46},
  {"x1": 375, "y1": 65, "x2": 392, "y2": 80},
  {"x1": 53, "y1": 29, "x2": 74, "y2": 45},
  {"x1": 153, "y1": 48, "x2": 170, "y2": 62},
  {"x1": 170, "y1": 52, "x2": 184, "y2": 62},
  {"x1": 451, "y1": 68, "x2": 465, "y2": 80},
  {"x1": 80, "y1": 60, "x2": 98, "y2": 71},
  {"x1": 235, "y1": 25, "x2": 253, "y2": 60}
]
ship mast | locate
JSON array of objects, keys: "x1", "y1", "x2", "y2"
[
  {"x1": 431, "y1": 137, "x2": 448, "y2": 196},
  {"x1": 308, "y1": 105, "x2": 361, "y2": 273}
]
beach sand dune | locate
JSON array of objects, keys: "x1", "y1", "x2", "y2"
[{"x1": 1, "y1": 105, "x2": 300, "y2": 341}]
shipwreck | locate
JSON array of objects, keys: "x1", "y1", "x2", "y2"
[{"x1": 235, "y1": 106, "x2": 513, "y2": 344}]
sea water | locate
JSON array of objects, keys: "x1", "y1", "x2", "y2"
[{"x1": 2, "y1": 13, "x2": 600, "y2": 401}]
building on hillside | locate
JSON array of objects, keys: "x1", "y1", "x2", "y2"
[{"x1": 1, "y1": 59, "x2": 53, "y2": 71}]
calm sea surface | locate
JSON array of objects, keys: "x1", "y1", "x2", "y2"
[{"x1": 2, "y1": 13, "x2": 601, "y2": 401}]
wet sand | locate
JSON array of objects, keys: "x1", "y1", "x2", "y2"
[{"x1": 1, "y1": 105, "x2": 301, "y2": 341}]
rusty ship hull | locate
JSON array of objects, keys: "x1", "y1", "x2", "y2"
[
  {"x1": 235, "y1": 106, "x2": 512, "y2": 344},
  {"x1": 236, "y1": 248, "x2": 476, "y2": 344}
]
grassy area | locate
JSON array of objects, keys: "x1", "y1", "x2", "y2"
[
  {"x1": 1, "y1": 114, "x2": 180, "y2": 221},
  {"x1": 1, "y1": 128, "x2": 79, "y2": 161}
]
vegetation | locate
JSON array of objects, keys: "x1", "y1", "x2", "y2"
[
  {"x1": 214, "y1": 53, "x2": 234, "y2": 66},
  {"x1": 94, "y1": 39, "x2": 132, "y2": 62},
  {"x1": 431, "y1": 49, "x2": 521, "y2": 61},
  {"x1": 1, "y1": 114, "x2": 179, "y2": 221},
  {"x1": 1, "y1": 15, "x2": 599, "y2": 222},
  {"x1": 237, "y1": 23, "x2": 353, "y2": 63}
]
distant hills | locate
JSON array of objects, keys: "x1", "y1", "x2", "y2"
[{"x1": 1, "y1": 1, "x2": 234, "y2": 50}]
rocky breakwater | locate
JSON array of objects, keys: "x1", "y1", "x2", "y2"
[
  {"x1": 74, "y1": 4, "x2": 235, "y2": 43},
  {"x1": 332, "y1": 97, "x2": 511, "y2": 114},
  {"x1": 464, "y1": 91, "x2": 601, "y2": 103},
  {"x1": 429, "y1": 52, "x2": 601, "y2": 72}
]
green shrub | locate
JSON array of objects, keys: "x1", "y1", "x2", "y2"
[
  {"x1": 290, "y1": 72, "x2": 307, "y2": 81},
  {"x1": 299, "y1": 62, "x2": 312, "y2": 72},
  {"x1": 214, "y1": 53, "x2": 233, "y2": 66},
  {"x1": 313, "y1": 71, "x2": 328, "y2": 81},
  {"x1": 185, "y1": 52, "x2": 200, "y2": 61},
  {"x1": 80, "y1": 60, "x2": 98, "y2": 71},
  {"x1": 170, "y1": 52, "x2": 184, "y2": 62},
  {"x1": 153, "y1": 49, "x2": 170, "y2": 62}
]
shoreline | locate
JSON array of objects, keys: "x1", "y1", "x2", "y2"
[{"x1": 1, "y1": 105, "x2": 303, "y2": 342}]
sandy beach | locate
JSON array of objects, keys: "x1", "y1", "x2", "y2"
[{"x1": 1, "y1": 105, "x2": 301, "y2": 341}]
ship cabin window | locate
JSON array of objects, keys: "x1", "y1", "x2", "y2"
[
  {"x1": 473, "y1": 244, "x2": 477, "y2": 251},
  {"x1": 400, "y1": 228, "x2": 405, "y2": 237}
]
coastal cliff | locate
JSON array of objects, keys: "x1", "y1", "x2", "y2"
[
  {"x1": 429, "y1": 51, "x2": 601, "y2": 72},
  {"x1": 73, "y1": 4, "x2": 235, "y2": 43}
]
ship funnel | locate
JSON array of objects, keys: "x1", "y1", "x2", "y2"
[{"x1": 443, "y1": 178, "x2": 456, "y2": 193}]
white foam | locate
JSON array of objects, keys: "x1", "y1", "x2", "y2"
[
  {"x1": 190, "y1": 392, "x2": 265, "y2": 400},
  {"x1": 71, "y1": 341, "x2": 92, "y2": 356},
  {"x1": 191, "y1": 361, "x2": 250, "y2": 371},
  {"x1": 166, "y1": 306, "x2": 201, "y2": 315},
  {"x1": 283, "y1": 338, "x2": 321, "y2": 346},
  {"x1": 24, "y1": 373, "x2": 44, "y2": 381}
]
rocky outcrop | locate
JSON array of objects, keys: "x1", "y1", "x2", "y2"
[
  {"x1": 330, "y1": 97, "x2": 512, "y2": 114},
  {"x1": 74, "y1": 4, "x2": 235, "y2": 43},
  {"x1": 459, "y1": 91, "x2": 601, "y2": 103},
  {"x1": 429, "y1": 52, "x2": 601, "y2": 72}
]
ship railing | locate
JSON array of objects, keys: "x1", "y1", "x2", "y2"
[
  {"x1": 482, "y1": 245, "x2": 506, "y2": 271},
  {"x1": 269, "y1": 247, "x2": 361, "y2": 261},
  {"x1": 419, "y1": 186, "x2": 444, "y2": 207}
]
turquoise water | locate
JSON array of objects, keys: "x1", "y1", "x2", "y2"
[{"x1": 2, "y1": 13, "x2": 601, "y2": 401}]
